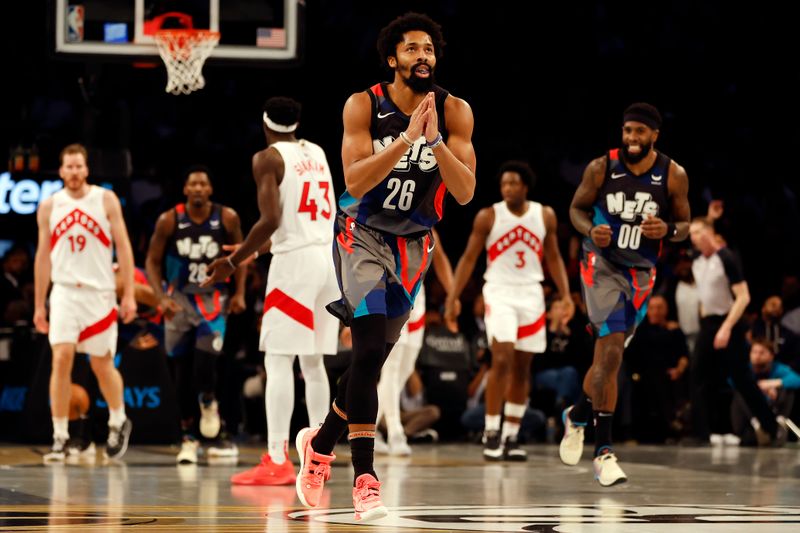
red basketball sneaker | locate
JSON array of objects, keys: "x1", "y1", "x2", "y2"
[{"x1": 230, "y1": 453, "x2": 295, "y2": 486}]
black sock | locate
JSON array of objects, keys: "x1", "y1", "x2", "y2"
[
  {"x1": 570, "y1": 394, "x2": 592, "y2": 424},
  {"x1": 350, "y1": 433, "x2": 377, "y2": 484},
  {"x1": 194, "y1": 350, "x2": 218, "y2": 396},
  {"x1": 311, "y1": 409, "x2": 348, "y2": 456},
  {"x1": 199, "y1": 393, "x2": 214, "y2": 405},
  {"x1": 594, "y1": 411, "x2": 613, "y2": 456}
]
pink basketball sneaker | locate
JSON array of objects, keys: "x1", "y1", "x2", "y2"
[
  {"x1": 295, "y1": 427, "x2": 335, "y2": 508},
  {"x1": 352, "y1": 473, "x2": 388, "y2": 521}
]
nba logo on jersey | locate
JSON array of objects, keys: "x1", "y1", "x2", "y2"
[{"x1": 66, "y1": 5, "x2": 84, "y2": 43}]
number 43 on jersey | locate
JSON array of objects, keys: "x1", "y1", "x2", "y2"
[{"x1": 298, "y1": 181, "x2": 332, "y2": 220}]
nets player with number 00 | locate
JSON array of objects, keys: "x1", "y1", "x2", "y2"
[{"x1": 560, "y1": 103, "x2": 690, "y2": 486}]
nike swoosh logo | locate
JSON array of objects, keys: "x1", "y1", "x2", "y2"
[
  {"x1": 178, "y1": 223, "x2": 191, "y2": 229},
  {"x1": 651, "y1": 174, "x2": 663, "y2": 181},
  {"x1": 611, "y1": 172, "x2": 627, "y2": 179},
  {"x1": 210, "y1": 221, "x2": 220, "y2": 226},
  {"x1": 377, "y1": 111, "x2": 395, "y2": 119},
  {"x1": 427, "y1": 242, "x2": 436, "y2": 253}
]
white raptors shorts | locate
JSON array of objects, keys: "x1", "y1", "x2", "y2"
[
  {"x1": 49, "y1": 284, "x2": 118, "y2": 356},
  {"x1": 396, "y1": 290, "x2": 426, "y2": 350},
  {"x1": 482, "y1": 281, "x2": 546, "y2": 353},
  {"x1": 260, "y1": 245, "x2": 340, "y2": 356}
]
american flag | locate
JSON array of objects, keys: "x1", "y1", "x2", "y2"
[{"x1": 256, "y1": 27, "x2": 286, "y2": 48}]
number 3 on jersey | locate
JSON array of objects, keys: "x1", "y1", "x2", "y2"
[
  {"x1": 298, "y1": 181, "x2": 331, "y2": 221},
  {"x1": 515, "y1": 250, "x2": 526, "y2": 268}
]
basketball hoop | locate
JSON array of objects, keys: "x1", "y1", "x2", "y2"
[{"x1": 154, "y1": 29, "x2": 219, "y2": 95}]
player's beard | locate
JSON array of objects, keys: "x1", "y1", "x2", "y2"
[
  {"x1": 64, "y1": 175, "x2": 86, "y2": 191},
  {"x1": 405, "y1": 64, "x2": 435, "y2": 93},
  {"x1": 622, "y1": 141, "x2": 652, "y2": 164}
]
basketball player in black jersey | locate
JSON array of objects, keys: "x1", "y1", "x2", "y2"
[
  {"x1": 294, "y1": 12, "x2": 475, "y2": 521},
  {"x1": 560, "y1": 103, "x2": 690, "y2": 486},
  {"x1": 145, "y1": 167, "x2": 246, "y2": 464}
]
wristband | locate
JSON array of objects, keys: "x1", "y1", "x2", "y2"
[
  {"x1": 226, "y1": 256, "x2": 237, "y2": 269},
  {"x1": 399, "y1": 131, "x2": 414, "y2": 147},
  {"x1": 666, "y1": 222, "x2": 678, "y2": 238},
  {"x1": 426, "y1": 133, "x2": 443, "y2": 148}
]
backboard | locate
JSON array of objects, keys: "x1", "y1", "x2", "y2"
[{"x1": 53, "y1": 0, "x2": 300, "y2": 62}]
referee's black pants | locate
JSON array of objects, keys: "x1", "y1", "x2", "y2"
[{"x1": 690, "y1": 316, "x2": 778, "y2": 440}]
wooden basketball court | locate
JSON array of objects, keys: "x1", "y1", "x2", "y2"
[{"x1": 1, "y1": 442, "x2": 799, "y2": 531}]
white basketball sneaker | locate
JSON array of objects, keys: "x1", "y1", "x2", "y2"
[
  {"x1": 559, "y1": 406, "x2": 586, "y2": 466},
  {"x1": 374, "y1": 432, "x2": 390, "y2": 455},
  {"x1": 177, "y1": 438, "x2": 199, "y2": 464},
  {"x1": 388, "y1": 435, "x2": 412, "y2": 456},
  {"x1": 199, "y1": 399, "x2": 221, "y2": 439},
  {"x1": 593, "y1": 452, "x2": 628, "y2": 486}
]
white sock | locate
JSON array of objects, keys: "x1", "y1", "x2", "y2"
[
  {"x1": 502, "y1": 420, "x2": 521, "y2": 442},
  {"x1": 395, "y1": 343, "x2": 421, "y2": 439},
  {"x1": 108, "y1": 406, "x2": 126, "y2": 428},
  {"x1": 298, "y1": 354, "x2": 329, "y2": 428},
  {"x1": 268, "y1": 439, "x2": 287, "y2": 464},
  {"x1": 485, "y1": 414, "x2": 501, "y2": 432},
  {"x1": 265, "y1": 353, "x2": 295, "y2": 463},
  {"x1": 397, "y1": 342, "x2": 420, "y2": 386},
  {"x1": 52, "y1": 417, "x2": 69, "y2": 441},
  {"x1": 378, "y1": 344, "x2": 406, "y2": 441},
  {"x1": 502, "y1": 402, "x2": 526, "y2": 440}
]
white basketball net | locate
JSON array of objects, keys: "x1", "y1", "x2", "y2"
[{"x1": 154, "y1": 30, "x2": 220, "y2": 95}]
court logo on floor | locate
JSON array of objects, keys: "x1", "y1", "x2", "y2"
[{"x1": 286, "y1": 504, "x2": 800, "y2": 531}]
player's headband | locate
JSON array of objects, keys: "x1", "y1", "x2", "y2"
[
  {"x1": 623, "y1": 103, "x2": 662, "y2": 130},
  {"x1": 263, "y1": 112, "x2": 298, "y2": 133}
]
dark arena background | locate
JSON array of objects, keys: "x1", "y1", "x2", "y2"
[{"x1": 1, "y1": 1, "x2": 799, "y2": 531}]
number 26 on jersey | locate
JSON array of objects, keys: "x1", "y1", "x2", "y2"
[{"x1": 383, "y1": 178, "x2": 415, "y2": 211}]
